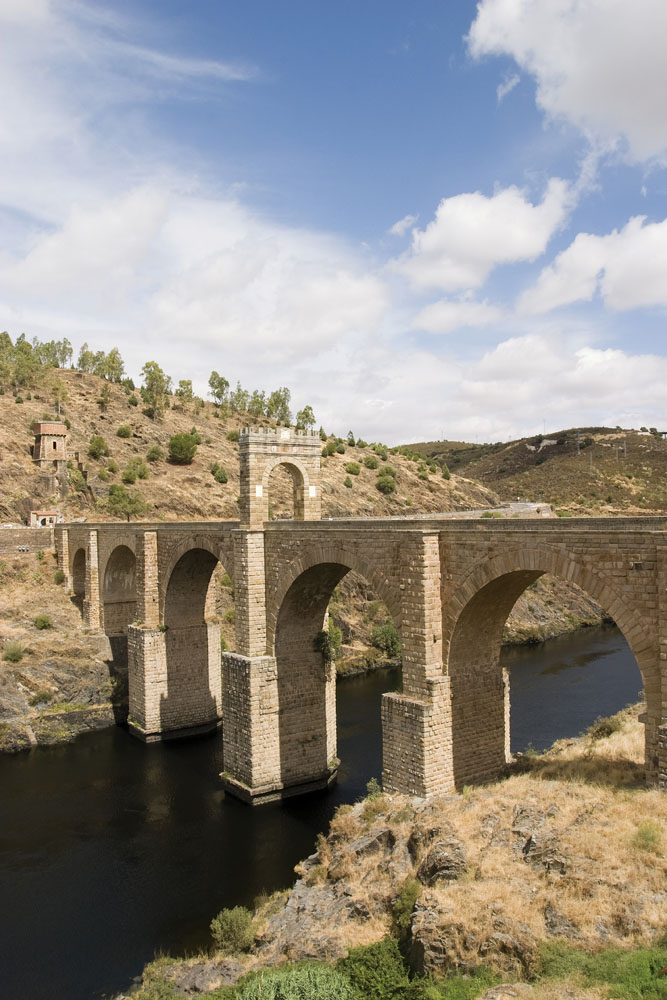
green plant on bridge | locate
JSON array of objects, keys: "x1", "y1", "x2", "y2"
[{"x1": 314, "y1": 624, "x2": 342, "y2": 662}]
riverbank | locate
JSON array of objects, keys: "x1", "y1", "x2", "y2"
[{"x1": 129, "y1": 701, "x2": 666, "y2": 999}]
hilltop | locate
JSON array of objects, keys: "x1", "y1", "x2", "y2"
[{"x1": 406, "y1": 427, "x2": 667, "y2": 515}]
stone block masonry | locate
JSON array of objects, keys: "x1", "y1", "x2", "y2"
[{"x1": 56, "y1": 440, "x2": 667, "y2": 801}]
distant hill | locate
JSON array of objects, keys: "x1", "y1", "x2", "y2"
[{"x1": 404, "y1": 427, "x2": 667, "y2": 515}]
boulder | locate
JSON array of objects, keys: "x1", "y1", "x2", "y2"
[{"x1": 416, "y1": 836, "x2": 466, "y2": 885}]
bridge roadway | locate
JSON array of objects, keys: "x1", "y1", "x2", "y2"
[{"x1": 55, "y1": 513, "x2": 667, "y2": 803}]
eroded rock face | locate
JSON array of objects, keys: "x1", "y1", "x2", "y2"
[
  {"x1": 416, "y1": 835, "x2": 467, "y2": 885},
  {"x1": 166, "y1": 958, "x2": 245, "y2": 995}
]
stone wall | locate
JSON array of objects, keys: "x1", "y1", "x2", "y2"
[{"x1": 0, "y1": 526, "x2": 53, "y2": 555}]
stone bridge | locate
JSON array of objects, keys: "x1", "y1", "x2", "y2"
[{"x1": 54, "y1": 428, "x2": 667, "y2": 802}]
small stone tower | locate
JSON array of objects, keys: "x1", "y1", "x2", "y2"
[
  {"x1": 239, "y1": 427, "x2": 322, "y2": 528},
  {"x1": 32, "y1": 421, "x2": 68, "y2": 471}
]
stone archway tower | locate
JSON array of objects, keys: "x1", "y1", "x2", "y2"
[{"x1": 239, "y1": 427, "x2": 322, "y2": 528}]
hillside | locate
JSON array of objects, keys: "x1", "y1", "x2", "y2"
[
  {"x1": 131, "y1": 701, "x2": 667, "y2": 1000},
  {"x1": 0, "y1": 368, "x2": 499, "y2": 525},
  {"x1": 407, "y1": 428, "x2": 667, "y2": 515}
]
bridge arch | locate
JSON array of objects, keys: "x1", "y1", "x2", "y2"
[
  {"x1": 71, "y1": 547, "x2": 86, "y2": 608},
  {"x1": 101, "y1": 544, "x2": 137, "y2": 639},
  {"x1": 263, "y1": 458, "x2": 310, "y2": 520},
  {"x1": 159, "y1": 545, "x2": 228, "y2": 735},
  {"x1": 444, "y1": 545, "x2": 657, "y2": 787},
  {"x1": 269, "y1": 553, "x2": 401, "y2": 789}
]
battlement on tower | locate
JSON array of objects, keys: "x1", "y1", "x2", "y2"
[{"x1": 239, "y1": 426, "x2": 322, "y2": 527}]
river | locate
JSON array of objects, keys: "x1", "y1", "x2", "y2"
[{"x1": 0, "y1": 624, "x2": 643, "y2": 1000}]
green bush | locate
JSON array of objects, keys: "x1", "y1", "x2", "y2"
[
  {"x1": 227, "y1": 429, "x2": 240, "y2": 442},
  {"x1": 356, "y1": 438, "x2": 368, "y2": 448},
  {"x1": 383, "y1": 464, "x2": 397, "y2": 478},
  {"x1": 97, "y1": 468, "x2": 109, "y2": 482},
  {"x1": 107, "y1": 459, "x2": 119, "y2": 474},
  {"x1": 344, "y1": 475, "x2": 353, "y2": 488},
  {"x1": 209, "y1": 906, "x2": 254, "y2": 954},
  {"x1": 322, "y1": 440, "x2": 337, "y2": 457},
  {"x1": 53, "y1": 568, "x2": 66, "y2": 584},
  {"x1": 146, "y1": 445, "x2": 163, "y2": 463},
  {"x1": 34, "y1": 614, "x2": 52, "y2": 630},
  {"x1": 68, "y1": 468, "x2": 87, "y2": 492},
  {"x1": 314, "y1": 624, "x2": 342, "y2": 662},
  {"x1": 238, "y1": 962, "x2": 354, "y2": 1000},
  {"x1": 88, "y1": 435, "x2": 109, "y2": 459},
  {"x1": 442, "y1": 464, "x2": 451, "y2": 480},
  {"x1": 122, "y1": 467, "x2": 137, "y2": 484},
  {"x1": 345, "y1": 461, "x2": 361, "y2": 476},
  {"x1": 538, "y1": 939, "x2": 667, "y2": 1000},
  {"x1": 168, "y1": 432, "x2": 198, "y2": 464},
  {"x1": 338, "y1": 938, "x2": 411, "y2": 1000},
  {"x1": 587, "y1": 714, "x2": 623, "y2": 739},
  {"x1": 632, "y1": 819, "x2": 661, "y2": 853},
  {"x1": 370, "y1": 621, "x2": 401, "y2": 658},
  {"x1": 376, "y1": 474, "x2": 396, "y2": 494},
  {"x1": 392, "y1": 879, "x2": 421, "y2": 943},
  {"x1": 364, "y1": 455, "x2": 379, "y2": 470},
  {"x1": 211, "y1": 462, "x2": 228, "y2": 483},
  {"x1": 116, "y1": 425, "x2": 132, "y2": 438},
  {"x1": 3, "y1": 640, "x2": 25, "y2": 663},
  {"x1": 128, "y1": 394, "x2": 138, "y2": 407},
  {"x1": 336, "y1": 443, "x2": 345, "y2": 454}
]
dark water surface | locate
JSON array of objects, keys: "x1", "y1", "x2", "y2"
[{"x1": 0, "y1": 626, "x2": 642, "y2": 1000}]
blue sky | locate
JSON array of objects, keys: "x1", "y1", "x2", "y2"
[{"x1": 1, "y1": 0, "x2": 666, "y2": 443}]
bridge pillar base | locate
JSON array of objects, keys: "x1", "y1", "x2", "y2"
[
  {"x1": 222, "y1": 767, "x2": 338, "y2": 806},
  {"x1": 382, "y1": 677, "x2": 454, "y2": 797}
]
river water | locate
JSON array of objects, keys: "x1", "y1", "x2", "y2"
[{"x1": 0, "y1": 625, "x2": 643, "y2": 1000}]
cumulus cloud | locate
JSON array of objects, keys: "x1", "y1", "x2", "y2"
[
  {"x1": 468, "y1": 0, "x2": 667, "y2": 162},
  {"x1": 519, "y1": 215, "x2": 667, "y2": 314},
  {"x1": 392, "y1": 179, "x2": 571, "y2": 292},
  {"x1": 413, "y1": 298, "x2": 503, "y2": 334}
]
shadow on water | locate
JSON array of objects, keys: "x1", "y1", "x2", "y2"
[{"x1": 0, "y1": 627, "x2": 643, "y2": 1000}]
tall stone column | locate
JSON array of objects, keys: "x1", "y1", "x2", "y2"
[
  {"x1": 222, "y1": 529, "x2": 283, "y2": 802},
  {"x1": 655, "y1": 546, "x2": 667, "y2": 788},
  {"x1": 58, "y1": 528, "x2": 71, "y2": 590},
  {"x1": 127, "y1": 530, "x2": 165, "y2": 740},
  {"x1": 82, "y1": 529, "x2": 101, "y2": 629},
  {"x1": 136, "y1": 530, "x2": 159, "y2": 627},
  {"x1": 383, "y1": 531, "x2": 455, "y2": 796}
]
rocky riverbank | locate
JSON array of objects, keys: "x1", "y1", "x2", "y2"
[{"x1": 126, "y1": 702, "x2": 666, "y2": 1000}]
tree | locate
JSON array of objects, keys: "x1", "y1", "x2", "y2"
[
  {"x1": 168, "y1": 432, "x2": 198, "y2": 464},
  {"x1": 229, "y1": 381, "x2": 249, "y2": 413},
  {"x1": 106, "y1": 484, "x2": 149, "y2": 522},
  {"x1": 88, "y1": 435, "x2": 110, "y2": 459},
  {"x1": 347, "y1": 430, "x2": 356, "y2": 446},
  {"x1": 77, "y1": 342, "x2": 96, "y2": 373},
  {"x1": 97, "y1": 382, "x2": 111, "y2": 412},
  {"x1": 248, "y1": 389, "x2": 266, "y2": 417},
  {"x1": 104, "y1": 348, "x2": 125, "y2": 383},
  {"x1": 208, "y1": 371, "x2": 229, "y2": 407},
  {"x1": 295, "y1": 405, "x2": 316, "y2": 431},
  {"x1": 267, "y1": 386, "x2": 291, "y2": 424},
  {"x1": 175, "y1": 379, "x2": 194, "y2": 410},
  {"x1": 141, "y1": 361, "x2": 171, "y2": 419}
]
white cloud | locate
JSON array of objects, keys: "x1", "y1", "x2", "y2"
[
  {"x1": 413, "y1": 298, "x2": 503, "y2": 334},
  {"x1": 519, "y1": 215, "x2": 667, "y2": 314},
  {"x1": 496, "y1": 72, "x2": 519, "y2": 103},
  {"x1": 392, "y1": 178, "x2": 571, "y2": 292},
  {"x1": 468, "y1": 0, "x2": 667, "y2": 163},
  {"x1": 0, "y1": 0, "x2": 50, "y2": 24},
  {"x1": 388, "y1": 214, "x2": 417, "y2": 237}
]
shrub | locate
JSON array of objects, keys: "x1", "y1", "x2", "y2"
[
  {"x1": 122, "y1": 467, "x2": 137, "y2": 484},
  {"x1": 336, "y1": 443, "x2": 345, "y2": 454},
  {"x1": 383, "y1": 464, "x2": 397, "y2": 478},
  {"x1": 314, "y1": 624, "x2": 342, "y2": 662},
  {"x1": 376, "y1": 474, "x2": 396, "y2": 494},
  {"x1": 68, "y1": 468, "x2": 87, "y2": 492},
  {"x1": 128, "y1": 394, "x2": 138, "y2": 407},
  {"x1": 370, "y1": 621, "x2": 401, "y2": 658},
  {"x1": 442, "y1": 464, "x2": 451, "y2": 480},
  {"x1": 189, "y1": 426, "x2": 202, "y2": 444},
  {"x1": 88, "y1": 435, "x2": 109, "y2": 459},
  {"x1": 209, "y1": 906, "x2": 254, "y2": 954},
  {"x1": 392, "y1": 879, "x2": 421, "y2": 943},
  {"x1": 356, "y1": 438, "x2": 368, "y2": 448},
  {"x1": 227, "y1": 429, "x2": 240, "y2": 442},
  {"x1": 34, "y1": 614, "x2": 52, "y2": 630},
  {"x1": 237, "y1": 962, "x2": 354, "y2": 1000},
  {"x1": 632, "y1": 820, "x2": 661, "y2": 853},
  {"x1": 36, "y1": 549, "x2": 44, "y2": 561},
  {"x1": 97, "y1": 468, "x2": 109, "y2": 482},
  {"x1": 211, "y1": 462, "x2": 228, "y2": 483},
  {"x1": 116, "y1": 425, "x2": 131, "y2": 438},
  {"x1": 338, "y1": 937, "x2": 410, "y2": 1000},
  {"x1": 538, "y1": 940, "x2": 667, "y2": 999},
  {"x1": 364, "y1": 455, "x2": 379, "y2": 470},
  {"x1": 168, "y1": 432, "x2": 198, "y2": 464},
  {"x1": 345, "y1": 461, "x2": 360, "y2": 476},
  {"x1": 107, "y1": 459, "x2": 119, "y2": 474},
  {"x1": 322, "y1": 441, "x2": 337, "y2": 457},
  {"x1": 3, "y1": 641, "x2": 25, "y2": 663},
  {"x1": 146, "y1": 445, "x2": 163, "y2": 463},
  {"x1": 53, "y1": 569, "x2": 66, "y2": 584},
  {"x1": 587, "y1": 714, "x2": 623, "y2": 739},
  {"x1": 344, "y1": 475, "x2": 353, "y2": 488}
]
